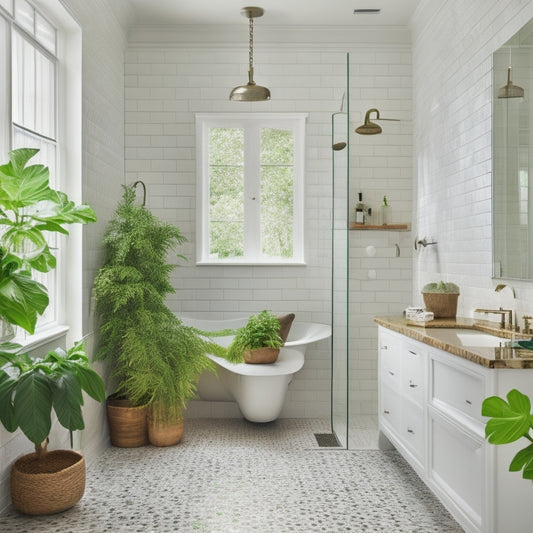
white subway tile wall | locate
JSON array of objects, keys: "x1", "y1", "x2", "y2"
[
  {"x1": 412, "y1": 0, "x2": 533, "y2": 320},
  {"x1": 124, "y1": 30, "x2": 413, "y2": 420}
]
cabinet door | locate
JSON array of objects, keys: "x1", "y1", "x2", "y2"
[
  {"x1": 379, "y1": 329, "x2": 402, "y2": 390},
  {"x1": 429, "y1": 411, "x2": 484, "y2": 532}
]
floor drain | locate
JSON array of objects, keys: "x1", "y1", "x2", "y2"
[{"x1": 314, "y1": 433, "x2": 341, "y2": 447}]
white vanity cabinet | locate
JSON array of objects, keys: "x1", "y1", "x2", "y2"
[{"x1": 378, "y1": 325, "x2": 533, "y2": 533}]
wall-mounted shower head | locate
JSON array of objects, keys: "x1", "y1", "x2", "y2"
[{"x1": 355, "y1": 108, "x2": 399, "y2": 135}]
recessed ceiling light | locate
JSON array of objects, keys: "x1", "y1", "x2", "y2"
[{"x1": 353, "y1": 9, "x2": 381, "y2": 14}]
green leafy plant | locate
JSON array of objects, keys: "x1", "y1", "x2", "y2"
[
  {"x1": 0, "y1": 341, "x2": 105, "y2": 451},
  {"x1": 225, "y1": 310, "x2": 283, "y2": 364},
  {"x1": 0, "y1": 148, "x2": 96, "y2": 334},
  {"x1": 93, "y1": 186, "x2": 224, "y2": 425},
  {"x1": 482, "y1": 389, "x2": 533, "y2": 481},
  {"x1": 0, "y1": 147, "x2": 102, "y2": 454},
  {"x1": 422, "y1": 281, "x2": 460, "y2": 294}
]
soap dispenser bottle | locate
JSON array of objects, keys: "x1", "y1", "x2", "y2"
[{"x1": 355, "y1": 192, "x2": 366, "y2": 224}]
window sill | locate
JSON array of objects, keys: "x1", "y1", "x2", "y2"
[
  {"x1": 196, "y1": 260, "x2": 307, "y2": 267},
  {"x1": 12, "y1": 324, "x2": 69, "y2": 352}
]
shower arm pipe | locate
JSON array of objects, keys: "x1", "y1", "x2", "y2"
[{"x1": 132, "y1": 179, "x2": 147, "y2": 206}]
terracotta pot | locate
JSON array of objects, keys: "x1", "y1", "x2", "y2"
[
  {"x1": 243, "y1": 347, "x2": 280, "y2": 364},
  {"x1": 11, "y1": 450, "x2": 85, "y2": 515},
  {"x1": 106, "y1": 396, "x2": 148, "y2": 447},
  {"x1": 148, "y1": 417, "x2": 184, "y2": 447}
]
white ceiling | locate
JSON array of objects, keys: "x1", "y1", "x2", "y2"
[{"x1": 125, "y1": 0, "x2": 421, "y2": 27}]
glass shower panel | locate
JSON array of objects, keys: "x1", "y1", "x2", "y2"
[{"x1": 331, "y1": 53, "x2": 349, "y2": 448}]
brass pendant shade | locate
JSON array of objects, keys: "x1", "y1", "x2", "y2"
[
  {"x1": 497, "y1": 66, "x2": 524, "y2": 99},
  {"x1": 230, "y1": 6, "x2": 271, "y2": 102}
]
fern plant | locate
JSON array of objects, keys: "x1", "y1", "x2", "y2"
[{"x1": 93, "y1": 187, "x2": 223, "y2": 424}]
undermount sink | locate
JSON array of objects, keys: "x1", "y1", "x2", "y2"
[{"x1": 428, "y1": 328, "x2": 505, "y2": 348}]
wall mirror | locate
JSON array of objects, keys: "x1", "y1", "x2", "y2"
[{"x1": 493, "y1": 18, "x2": 533, "y2": 279}]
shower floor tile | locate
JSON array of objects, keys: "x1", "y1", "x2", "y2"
[{"x1": 0, "y1": 418, "x2": 463, "y2": 532}]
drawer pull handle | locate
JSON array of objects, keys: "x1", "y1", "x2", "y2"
[
  {"x1": 409, "y1": 381, "x2": 417, "y2": 388},
  {"x1": 465, "y1": 399, "x2": 472, "y2": 405},
  {"x1": 383, "y1": 410, "x2": 390, "y2": 414},
  {"x1": 388, "y1": 371, "x2": 395, "y2": 376},
  {"x1": 382, "y1": 345, "x2": 388, "y2": 350},
  {"x1": 407, "y1": 428, "x2": 414, "y2": 434},
  {"x1": 408, "y1": 350, "x2": 417, "y2": 355}
]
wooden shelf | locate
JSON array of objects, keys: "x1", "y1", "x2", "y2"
[{"x1": 349, "y1": 223, "x2": 410, "y2": 231}]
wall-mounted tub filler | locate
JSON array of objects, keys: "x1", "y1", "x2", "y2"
[
  {"x1": 414, "y1": 237, "x2": 438, "y2": 250},
  {"x1": 179, "y1": 316, "x2": 331, "y2": 423}
]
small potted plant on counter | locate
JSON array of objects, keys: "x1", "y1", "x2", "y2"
[{"x1": 421, "y1": 281, "x2": 460, "y2": 318}]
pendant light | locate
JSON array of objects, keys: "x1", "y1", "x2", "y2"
[
  {"x1": 229, "y1": 6, "x2": 271, "y2": 102},
  {"x1": 498, "y1": 48, "x2": 524, "y2": 99}
]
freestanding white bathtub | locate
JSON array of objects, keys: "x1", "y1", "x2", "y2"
[{"x1": 179, "y1": 316, "x2": 331, "y2": 423}]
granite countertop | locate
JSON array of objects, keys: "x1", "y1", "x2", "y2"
[{"x1": 374, "y1": 316, "x2": 533, "y2": 369}]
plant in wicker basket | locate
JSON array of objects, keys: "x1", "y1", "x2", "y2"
[
  {"x1": 421, "y1": 281, "x2": 460, "y2": 318},
  {"x1": 225, "y1": 310, "x2": 285, "y2": 364},
  {"x1": 93, "y1": 187, "x2": 224, "y2": 446},
  {"x1": 0, "y1": 148, "x2": 101, "y2": 515}
]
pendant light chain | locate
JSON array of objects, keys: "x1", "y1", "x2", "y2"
[{"x1": 248, "y1": 15, "x2": 254, "y2": 71}]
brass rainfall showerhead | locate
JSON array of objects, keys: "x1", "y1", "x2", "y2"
[{"x1": 355, "y1": 108, "x2": 399, "y2": 135}]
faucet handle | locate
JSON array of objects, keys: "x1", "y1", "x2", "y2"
[{"x1": 522, "y1": 315, "x2": 531, "y2": 335}]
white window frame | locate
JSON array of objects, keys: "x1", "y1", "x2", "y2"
[
  {"x1": 0, "y1": 0, "x2": 82, "y2": 347},
  {"x1": 196, "y1": 113, "x2": 307, "y2": 265}
]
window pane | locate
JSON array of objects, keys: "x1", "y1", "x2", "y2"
[
  {"x1": 14, "y1": 0, "x2": 33, "y2": 34},
  {"x1": 35, "y1": 47, "x2": 55, "y2": 138},
  {"x1": 0, "y1": 0, "x2": 13, "y2": 15},
  {"x1": 209, "y1": 128, "x2": 244, "y2": 258},
  {"x1": 261, "y1": 128, "x2": 294, "y2": 258},
  {"x1": 35, "y1": 12, "x2": 56, "y2": 54}
]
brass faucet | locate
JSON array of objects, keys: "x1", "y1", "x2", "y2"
[{"x1": 474, "y1": 307, "x2": 514, "y2": 330}]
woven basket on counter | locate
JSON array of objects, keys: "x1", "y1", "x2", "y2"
[
  {"x1": 11, "y1": 450, "x2": 85, "y2": 515},
  {"x1": 422, "y1": 292, "x2": 459, "y2": 318}
]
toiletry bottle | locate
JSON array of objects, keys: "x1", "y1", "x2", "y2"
[
  {"x1": 355, "y1": 192, "x2": 366, "y2": 224},
  {"x1": 381, "y1": 195, "x2": 389, "y2": 225}
]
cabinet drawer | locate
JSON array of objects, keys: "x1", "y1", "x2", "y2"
[
  {"x1": 430, "y1": 413, "x2": 484, "y2": 527},
  {"x1": 402, "y1": 343, "x2": 425, "y2": 406},
  {"x1": 402, "y1": 402, "x2": 424, "y2": 460},
  {"x1": 432, "y1": 358, "x2": 484, "y2": 423},
  {"x1": 380, "y1": 384, "x2": 401, "y2": 433}
]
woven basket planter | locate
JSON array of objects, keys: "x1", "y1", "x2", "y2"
[
  {"x1": 243, "y1": 347, "x2": 280, "y2": 364},
  {"x1": 148, "y1": 417, "x2": 184, "y2": 447},
  {"x1": 106, "y1": 396, "x2": 148, "y2": 447},
  {"x1": 11, "y1": 450, "x2": 85, "y2": 515},
  {"x1": 422, "y1": 292, "x2": 459, "y2": 318}
]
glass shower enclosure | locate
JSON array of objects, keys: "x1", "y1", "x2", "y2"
[{"x1": 330, "y1": 53, "x2": 349, "y2": 448}]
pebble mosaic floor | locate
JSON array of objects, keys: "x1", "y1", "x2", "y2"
[{"x1": 0, "y1": 418, "x2": 464, "y2": 532}]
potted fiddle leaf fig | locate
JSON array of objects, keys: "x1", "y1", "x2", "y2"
[
  {"x1": 482, "y1": 389, "x2": 533, "y2": 481},
  {"x1": 0, "y1": 147, "x2": 101, "y2": 515},
  {"x1": 225, "y1": 310, "x2": 286, "y2": 364}
]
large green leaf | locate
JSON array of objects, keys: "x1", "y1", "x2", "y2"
[
  {"x1": 75, "y1": 365, "x2": 106, "y2": 402},
  {"x1": 509, "y1": 443, "x2": 533, "y2": 480},
  {"x1": 52, "y1": 371, "x2": 85, "y2": 431},
  {"x1": 483, "y1": 389, "x2": 532, "y2": 444},
  {"x1": 0, "y1": 373, "x2": 18, "y2": 432},
  {"x1": 0, "y1": 148, "x2": 56, "y2": 209},
  {"x1": 14, "y1": 371, "x2": 53, "y2": 445},
  {"x1": 0, "y1": 271, "x2": 49, "y2": 334}
]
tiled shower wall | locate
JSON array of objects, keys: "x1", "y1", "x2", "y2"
[
  {"x1": 412, "y1": 0, "x2": 533, "y2": 315},
  {"x1": 124, "y1": 27, "x2": 413, "y2": 418}
]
